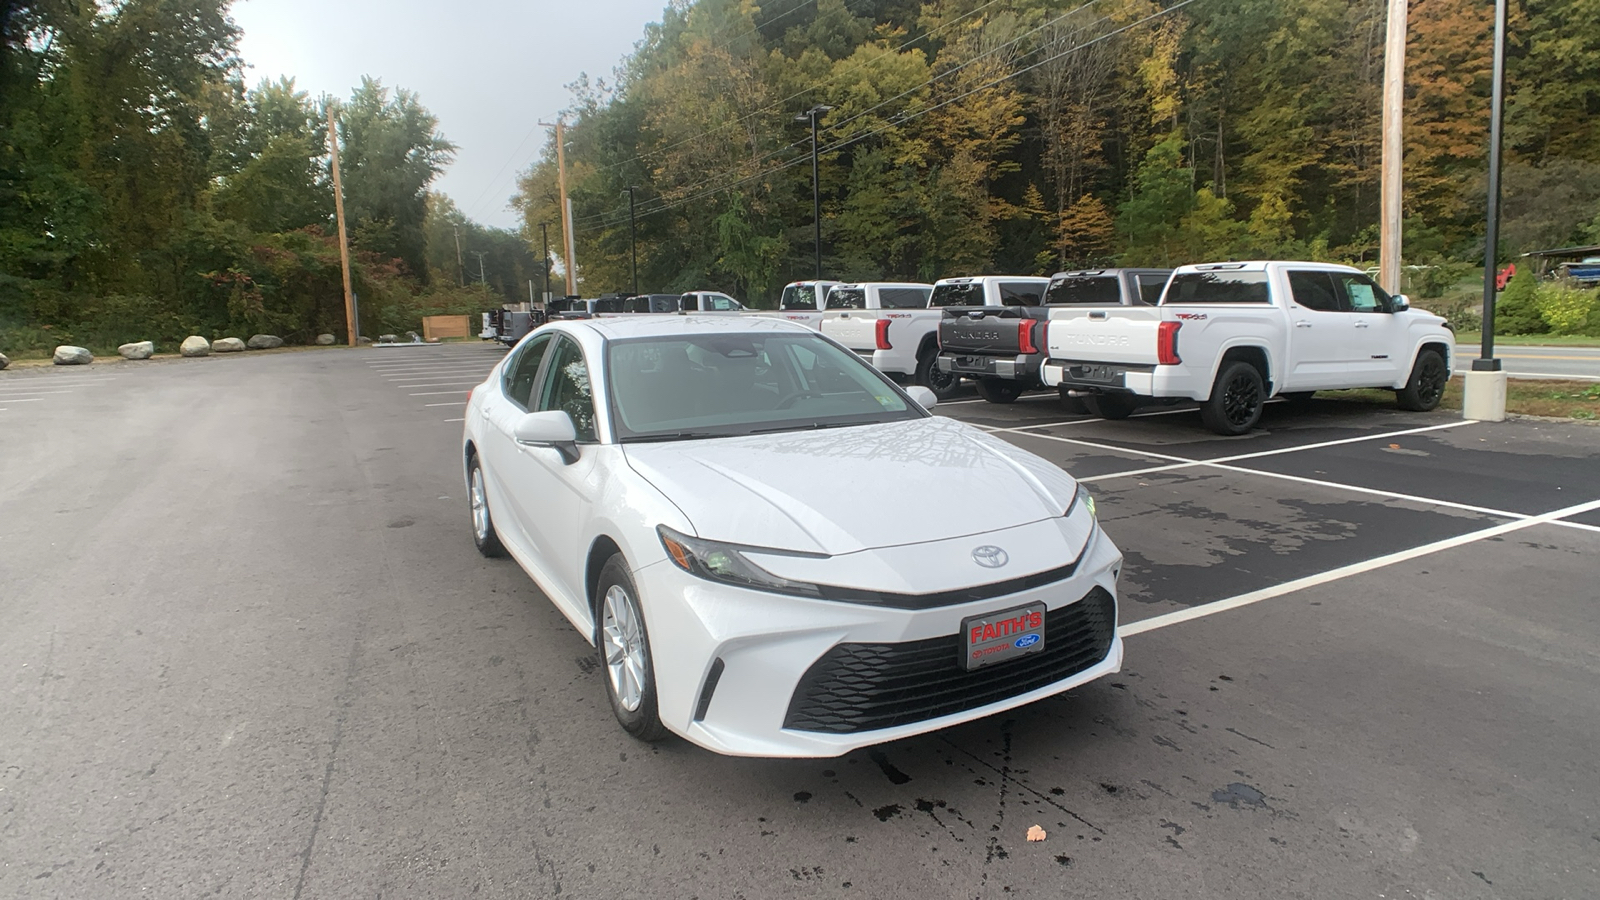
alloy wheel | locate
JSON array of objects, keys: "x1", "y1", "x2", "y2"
[
  {"x1": 1223, "y1": 373, "x2": 1262, "y2": 426},
  {"x1": 602, "y1": 585, "x2": 647, "y2": 713},
  {"x1": 470, "y1": 467, "x2": 489, "y2": 541},
  {"x1": 1418, "y1": 356, "x2": 1447, "y2": 406}
]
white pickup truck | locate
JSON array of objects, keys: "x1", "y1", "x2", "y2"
[
  {"x1": 740, "y1": 280, "x2": 841, "y2": 330},
  {"x1": 818, "y1": 282, "x2": 947, "y2": 393},
  {"x1": 1040, "y1": 261, "x2": 1456, "y2": 434}
]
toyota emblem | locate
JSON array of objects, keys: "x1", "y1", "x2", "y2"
[{"x1": 971, "y1": 545, "x2": 1009, "y2": 568}]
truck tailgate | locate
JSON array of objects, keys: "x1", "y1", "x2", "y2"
[
  {"x1": 820, "y1": 311, "x2": 879, "y2": 351},
  {"x1": 939, "y1": 307, "x2": 1029, "y2": 355},
  {"x1": 1045, "y1": 307, "x2": 1163, "y2": 365}
]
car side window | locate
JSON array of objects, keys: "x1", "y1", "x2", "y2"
[
  {"x1": 706, "y1": 295, "x2": 738, "y2": 311},
  {"x1": 999, "y1": 282, "x2": 1044, "y2": 305},
  {"x1": 680, "y1": 293, "x2": 699, "y2": 311},
  {"x1": 1135, "y1": 274, "x2": 1169, "y2": 305},
  {"x1": 1335, "y1": 273, "x2": 1392, "y2": 313},
  {"x1": 503, "y1": 334, "x2": 552, "y2": 408},
  {"x1": 1288, "y1": 271, "x2": 1342, "y2": 312},
  {"x1": 537, "y1": 336, "x2": 598, "y2": 442}
]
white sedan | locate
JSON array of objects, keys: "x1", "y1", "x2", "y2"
[{"x1": 462, "y1": 315, "x2": 1123, "y2": 757}]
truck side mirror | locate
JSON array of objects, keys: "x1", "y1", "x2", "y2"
[{"x1": 1391, "y1": 294, "x2": 1410, "y2": 312}]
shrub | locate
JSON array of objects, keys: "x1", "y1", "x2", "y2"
[
  {"x1": 1493, "y1": 272, "x2": 1549, "y2": 334},
  {"x1": 1536, "y1": 283, "x2": 1599, "y2": 335}
]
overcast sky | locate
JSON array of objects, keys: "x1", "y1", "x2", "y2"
[{"x1": 232, "y1": 0, "x2": 669, "y2": 230}]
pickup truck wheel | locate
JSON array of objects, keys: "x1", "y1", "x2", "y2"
[
  {"x1": 1396, "y1": 349, "x2": 1448, "y2": 411},
  {"x1": 1085, "y1": 394, "x2": 1139, "y2": 419},
  {"x1": 916, "y1": 349, "x2": 962, "y2": 400},
  {"x1": 975, "y1": 378, "x2": 1025, "y2": 404},
  {"x1": 1201, "y1": 361, "x2": 1266, "y2": 435}
]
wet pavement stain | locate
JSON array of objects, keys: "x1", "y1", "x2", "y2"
[
  {"x1": 872, "y1": 804, "x2": 903, "y2": 822},
  {"x1": 868, "y1": 749, "x2": 912, "y2": 785},
  {"x1": 1211, "y1": 782, "x2": 1268, "y2": 810},
  {"x1": 793, "y1": 791, "x2": 812, "y2": 803}
]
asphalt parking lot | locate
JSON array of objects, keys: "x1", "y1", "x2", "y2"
[{"x1": 3, "y1": 343, "x2": 1598, "y2": 899}]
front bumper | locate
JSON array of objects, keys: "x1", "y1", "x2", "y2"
[{"x1": 634, "y1": 521, "x2": 1124, "y2": 757}]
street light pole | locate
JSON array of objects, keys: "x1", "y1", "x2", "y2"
[
  {"x1": 1463, "y1": 0, "x2": 1509, "y2": 422},
  {"x1": 796, "y1": 105, "x2": 832, "y2": 282},
  {"x1": 623, "y1": 186, "x2": 639, "y2": 296},
  {"x1": 539, "y1": 222, "x2": 551, "y2": 305}
]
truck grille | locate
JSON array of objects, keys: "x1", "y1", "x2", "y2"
[{"x1": 782, "y1": 588, "x2": 1116, "y2": 734}]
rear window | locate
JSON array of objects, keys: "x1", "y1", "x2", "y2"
[
  {"x1": 999, "y1": 282, "x2": 1045, "y2": 306},
  {"x1": 1135, "y1": 274, "x2": 1170, "y2": 304},
  {"x1": 780, "y1": 285, "x2": 817, "y2": 310},
  {"x1": 827, "y1": 288, "x2": 866, "y2": 309},
  {"x1": 930, "y1": 283, "x2": 983, "y2": 307},
  {"x1": 1163, "y1": 271, "x2": 1270, "y2": 304},
  {"x1": 593, "y1": 297, "x2": 626, "y2": 314},
  {"x1": 880, "y1": 287, "x2": 931, "y2": 309},
  {"x1": 1045, "y1": 276, "x2": 1121, "y2": 305}
]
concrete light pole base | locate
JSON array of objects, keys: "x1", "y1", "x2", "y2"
[{"x1": 1463, "y1": 369, "x2": 1508, "y2": 421}]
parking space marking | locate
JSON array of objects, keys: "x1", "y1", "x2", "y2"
[
  {"x1": 0, "y1": 390, "x2": 78, "y2": 398},
  {"x1": 1120, "y1": 497, "x2": 1600, "y2": 637},
  {"x1": 409, "y1": 389, "x2": 473, "y2": 396},
  {"x1": 425, "y1": 401, "x2": 466, "y2": 407},
  {"x1": 391, "y1": 380, "x2": 487, "y2": 389},
  {"x1": 443, "y1": 417, "x2": 465, "y2": 423},
  {"x1": 1072, "y1": 420, "x2": 1478, "y2": 483}
]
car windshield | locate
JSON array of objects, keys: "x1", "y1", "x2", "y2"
[
  {"x1": 930, "y1": 283, "x2": 983, "y2": 307},
  {"x1": 1046, "y1": 276, "x2": 1120, "y2": 304},
  {"x1": 780, "y1": 285, "x2": 816, "y2": 310},
  {"x1": 605, "y1": 333, "x2": 924, "y2": 441}
]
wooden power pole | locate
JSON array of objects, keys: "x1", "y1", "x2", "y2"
[
  {"x1": 1378, "y1": 0, "x2": 1408, "y2": 295},
  {"x1": 540, "y1": 117, "x2": 577, "y2": 296},
  {"x1": 328, "y1": 105, "x2": 358, "y2": 346}
]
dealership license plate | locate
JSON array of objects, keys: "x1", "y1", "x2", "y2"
[
  {"x1": 1070, "y1": 364, "x2": 1122, "y2": 384},
  {"x1": 960, "y1": 602, "x2": 1047, "y2": 671},
  {"x1": 955, "y1": 356, "x2": 994, "y2": 373}
]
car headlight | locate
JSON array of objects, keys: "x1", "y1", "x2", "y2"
[
  {"x1": 1066, "y1": 483, "x2": 1096, "y2": 519},
  {"x1": 658, "y1": 525, "x2": 826, "y2": 598}
]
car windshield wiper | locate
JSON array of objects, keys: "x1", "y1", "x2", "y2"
[
  {"x1": 620, "y1": 431, "x2": 730, "y2": 443},
  {"x1": 746, "y1": 420, "x2": 873, "y2": 435}
]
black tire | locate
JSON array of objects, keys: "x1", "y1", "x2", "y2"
[
  {"x1": 1201, "y1": 361, "x2": 1266, "y2": 435},
  {"x1": 975, "y1": 378, "x2": 1025, "y2": 404},
  {"x1": 1281, "y1": 391, "x2": 1316, "y2": 403},
  {"x1": 1057, "y1": 386, "x2": 1089, "y2": 415},
  {"x1": 1085, "y1": 393, "x2": 1140, "y2": 420},
  {"x1": 467, "y1": 454, "x2": 506, "y2": 558},
  {"x1": 1396, "y1": 348, "x2": 1449, "y2": 412},
  {"x1": 916, "y1": 348, "x2": 963, "y2": 401},
  {"x1": 596, "y1": 556, "x2": 668, "y2": 742}
]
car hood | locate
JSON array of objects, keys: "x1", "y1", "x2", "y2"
[{"x1": 622, "y1": 417, "x2": 1079, "y2": 555}]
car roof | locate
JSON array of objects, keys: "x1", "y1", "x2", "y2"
[
  {"x1": 573, "y1": 314, "x2": 810, "y2": 341},
  {"x1": 1172, "y1": 260, "x2": 1363, "y2": 274},
  {"x1": 933, "y1": 275, "x2": 1051, "y2": 285}
]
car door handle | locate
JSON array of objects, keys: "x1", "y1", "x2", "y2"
[{"x1": 1295, "y1": 321, "x2": 1312, "y2": 328}]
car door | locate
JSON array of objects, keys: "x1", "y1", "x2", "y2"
[
  {"x1": 1332, "y1": 271, "x2": 1409, "y2": 385},
  {"x1": 513, "y1": 334, "x2": 602, "y2": 619},
  {"x1": 1283, "y1": 269, "x2": 1350, "y2": 390},
  {"x1": 479, "y1": 332, "x2": 554, "y2": 555}
]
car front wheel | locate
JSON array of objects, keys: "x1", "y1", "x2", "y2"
[
  {"x1": 468, "y1": 455, "x2": 505, "y2": 558},
  {"x1": 597, "y1": 555, "x2": 667, "y2": 742},
  {"x1": 1397, "y1": 349, "x2": 1448, "y2": 411}
]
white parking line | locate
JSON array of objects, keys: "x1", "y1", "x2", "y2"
[
  {"x1": 391, "y1": 380, "x2": 486, "y2": 389},
  {"x1": 425, "y1": 401, "x2": 466, "y2": 407},
  {"x1": 0, "y1": 390, "x2": 76, "y2": 398},
  {"x1": 383, "y1": 369, "x2": 494, "y2": 378},
  {"x1": 409, "y1": 389, "x2": 472, "y2": 396},
  {"x1": 444, "y1": 417, "x2": 465, "y2": 423},
  {"x1": 1119, "y1": 497, "x2": 1600, "y2": 637}
]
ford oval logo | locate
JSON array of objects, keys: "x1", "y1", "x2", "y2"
[
  {"x1": 971, "y1": 545, "x2": 1009, "y2": 568},
  {"x1": 1014, "y1": 634, "x2": 1040, "y2": 649}
]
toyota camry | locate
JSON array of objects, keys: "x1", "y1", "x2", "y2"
[{"x1": 462, "y1": 315, "x2": 1123, "y2": 757}]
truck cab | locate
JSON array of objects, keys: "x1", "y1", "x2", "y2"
[
  {"x1": 756, "y1": 280, "x2": 841, "y2": 330},
  {"x1": 817, "y1": 282, "x2": 946, "y2": 393}
]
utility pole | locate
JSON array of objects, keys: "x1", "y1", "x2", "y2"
[
  {"x1": 540, "y1": 117, "x2": 577, "y2": 296},
  {"x1": 623, "y1": 186, "x2": 639, "y2": 296},
  {"x1": 1463, "y1": 0, "x2": 1509, "y2": 422},
  {"x1": 796, "y1": 105, "x2": 832, "y2": 282},
  {"x1": 453, "y1": 224, "x2": 466, "y2": 287},
  {"x1": 327, "y1": 104, "x2": 358, "y2": 347},
  {"x1": 539, "y1": 222, "x2": 552, "y2": 304},
  {"x1": 1378, "y1": 0, "x2": 1407, "y2": 295},
  {"x1": 470, "y1": 251, "x2": 489, "y2": 287}
]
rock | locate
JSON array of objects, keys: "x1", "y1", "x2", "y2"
[
  {"x1": 357, "y1": 336, "x2": 373, "y2": 345},
  {"x1": 118, "y1": 341, "x2": 154, "y2": 360},
  {"x1": 180, "y1": 336, "x2": 210, "y2": 357},
  {"x1": 212, "y1": 337, "x2": 246, "y2": 353},
  {"x1": 377, "y1": 333, "x2": 398, "y2": 343},
  {"x1": 53, "y1": 345, "x2": 93, "y2": 365},
  {"x1": 315, "y1": 333, "x2": 337, "y2": 345},
  {"x1": 0, "y1": 351, "x2": 9, "y2": 370},
  {"x1": 246, "y1": 334, "x2": 284, "y2": 350}
]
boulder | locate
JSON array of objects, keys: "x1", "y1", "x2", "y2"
[
  {"x1": 246, "y1": 334, "x2": 284, "y2": 350},
  {"x1": 315, "y1": 333, "x2": 337, "y2": 345},
  {"x1": 0, "y1": 351, "x2": 9, "y2": 370},
  {"x1": 53, "y1": 345, "x2": 93, "y2": 365},
  {"x1": 357, "y1": 336, "x2": 373, "y2": 345},
  {"x1": 118, "y1": 341, "x2": 154, "y2": 360},
  {"x1": 180, "y1": 335, "x2": 210, "y2": 357},
  {"x1": 212, "y1": 337, "x2": 246, "y2": 353},
  {"x1": 377, "y1": 333, "x2": 398, "y2": 343}
]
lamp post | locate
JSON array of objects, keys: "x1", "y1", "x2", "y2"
[
  {"x1": 1463, "y1": 0, "x2": 1509, "y2": 421},
  {"x1": 795, "y1": 105, "x2": 832, "y2": 282},
  {"x1": 623, "y1": 186, "x2": 639, "y2": 296}
]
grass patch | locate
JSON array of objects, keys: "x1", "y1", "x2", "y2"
[
  {"x1": 1323, "y1": 378, "x2": 1600, "y2": 420},
  {"x1": 1452, "y1": 333, "x2": 1600, "y2": 348}
]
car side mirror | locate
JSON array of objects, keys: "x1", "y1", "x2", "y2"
[
  {"x1": 906, "y1": 385, "x2": 938, "y2": 409},
  {"x1": 514, "y1": 410, "x2": 580, "y2": 464},
  {"x1": 1391, "y1": 294, "x2": 1410, "y2": 312}
]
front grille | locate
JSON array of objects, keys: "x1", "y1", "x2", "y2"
[{"x1": 783, "y1": 588, "x2": 1116, "y2": 734}]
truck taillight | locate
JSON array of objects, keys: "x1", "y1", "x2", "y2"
[
  {"x1": 875, "y1": 318, "x2": 893, "y2": 350},
  {"x1": 1157, "y1": 321, "x2": 1182, "y2": 365},
  {"x1": 1018, "y1": 318, "x2": 1039, "y2": 355}
]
